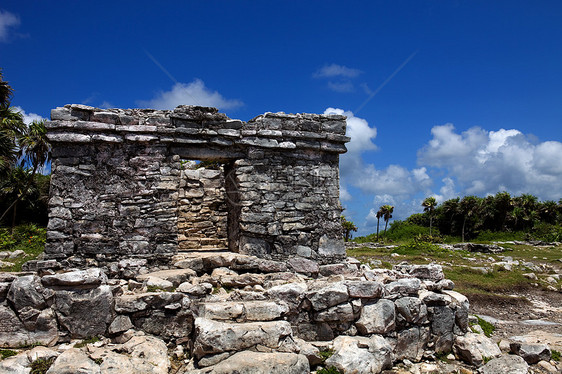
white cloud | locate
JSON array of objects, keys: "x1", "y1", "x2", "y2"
[
  {"x1": 314, "y1": 64, "x2": 362, "y2": 78},
  {"x1": 340, "y1": 185, "x2": 352, "y2": 202},
  {"x1": 418, "y1": 124, "x2": 562, "y2": 200},
  {"x1": 0, "y1": 10, "x2": 19, "y2": 42},
  {"x1": 99, "y1": 101, "x2": 114, "y2": 109},
  {"x1": 13, "y1": 106, "x2": 45, "y2": 125},
  {"x1": 139, "y1": 79, "x2": 243, "y2": 110},
  {"x1": 327, "y1": 81, "x2": 355, "y2": 93}
]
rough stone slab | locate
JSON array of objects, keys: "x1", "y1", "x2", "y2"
[
  {"x1": 41, "y1": 268, "x2": 107, "y2": 288},
  {"x1": 325, "y1": 335, "x2": 392, "y2": 374},
  {"x1": 454, "y1": 332, "x2": 502, "y2": 366},
  {"x1": 193, "y1": 351, "x2": 310, "y2": 374},
  {"x1": 356, "y1": 299, "x2": 396, "y2": 335},
  {"x1": 306, "y1": 282, "x2": 349, "y2": 311},
  {"x1": 478, "y1": 355, "x2": 529, "y2": 374},
  {"x1": 193, "y1": 317, "x2": 293, "y2": 358}
]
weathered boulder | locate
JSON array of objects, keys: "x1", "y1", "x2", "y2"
[
  {"x1": 454, "y1": 332, "x2": 502, "y2": 366},
  {"x1": 193, "y1": 318, "x2": 293, "y2": 359},
  {"x1": 393, "y1": 326, "x2": 430, "y2": 362},
  {"x1": 191, "y1": 351, "x2": 310, "y2": 374},
  {"x1": 510, "y1": 341, "x2": 551, "y2": 364},
  {"x1": 89, "y1": 335, "x2": 170, "y2": 374},
  {"x1": 7, "y1": 275, "x2": 47, "y2": 311},
  {"x1": 198, "y1": 300, "x2": 289, "y2": 322},
  {"x1": 394, "y1": 264, "x2": 444, "y2": 281},
  {"x1": 384, "y1": 278, "x2": 421, "y2": 296},
  {"x1": 356, "y1": 299, "x2": 395, "y2": 335},
  {"x1": 41, "y1": 268, "x2": 107, "y2": 288},
  {"x1": 287, "y1": 257, "x2": 319, "y2": 276},
  {"x1": 45, "y1": 348, "x2": 101, "y2": 374},
  {"x1": 325, "y1": 335, "x2": 392, "y2": 374},
  {"x1": 394, "y1": 296, "x2": 428, "y2": 325},
  {"x1": 478, "y1": 355, "x2": 529, "y2": 374},
  {"x1": 108, "y1": 315, "x2": 134, "y2": 335},
  {"x1": 54, "y1": 285, "x2": 113, "y2": 338},
  {"x1": 345, "y1": 280, "x2": 384, "y2": 299},
  {"x1": 429, "y1": 305, "x2": 455, "y2": 353},
  {"x1": 306, "y1": 282, "x2": 348, "y2": 311},
  {"x1": 0, "y1": 305, "x2": 58, "y2": 347}
]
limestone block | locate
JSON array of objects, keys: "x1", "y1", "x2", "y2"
[
  {"x1": 196, "y1": 351, "x2": 310, "y2": 374},
  {"x1": 394, "y1": 296, "x2": 428, "y2": 325},
  {"x1": 345, "y1": 280, "x2": 384, "y2": 299},
  {"x1": 8, "y1": 275, "x2": 47, "y2": 312},
  {"x1": 306, "y1": 282, "x2": 349, "y2": 311},
  {"x1": 454, "y1": 332, "x2": 502, "y2": 366},
  {"x1": 193, "y1": 318, "x2": 293, "y2": 358},
  {"x1": 510, "y1": 341, "x2": 551, "y2": 364},
  {"x1": 356, "y1": 299, "x2": 396, "y2": 335},
  {"x1": 478, "y1": 355, "x2": 529, "y2": 374},
  {"x1": 41, "y1": 268, "x2": 107, "y2": 288},
  {"x1": 325, "y1": 335, "x2": 392, "y2": 374},
  {"x1": 54, "y1": 285, "x2": 113, "y2": 338}
]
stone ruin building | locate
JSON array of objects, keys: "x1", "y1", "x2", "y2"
[
  {"x1": 1, "y1": 104, "x2": 507, "y2": 374},
  {"x1": 45, "y1": 104, "x2": 350, "y2": 265}
]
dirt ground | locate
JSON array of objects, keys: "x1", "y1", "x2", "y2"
[{"x1": 469, "y1": 288, "x2": 562, "y2": 350}]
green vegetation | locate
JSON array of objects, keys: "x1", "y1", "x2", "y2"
[
  {"x1": 552, "y1": 349, "x2": 560, "y2": 361},
  {"x1": 1, "y1": 69, "x2": 51, "y2": 230},
  {"x1": 318, "y1": 349, "x2": 334, "y2": 362},
  {"x1": 74, "y1": 336, "x2": 100, "y2": 348},
  {"x1": 341, "y1": 215, "x2": 357, "y2": 242},
  {"x1": 471, "y1": 316, "x2": 496, "y2": 337},
  {"x1": 435, "y1": 351, "x2": 451, "y2": 363},
  {"x1": 30, "y1": 357, "x2": 55, "y2": 374},
  {"x1": 0, "y1": 224, "x2": 46, "y2": 271},
  {"x1": 317, "y1": 366, "x2": 343, "y2": 374},
  {"x1": 0, "y1": 349, "x2": 17, "y2": 360},
  {"x1": 356, "y1": 192, "x2": 562, "y2": 244}
]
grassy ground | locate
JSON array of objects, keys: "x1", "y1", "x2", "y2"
[
  {"x1": 348, "y1": 240, "x2": 562, "y2": 299},
  {"x1": 0, "y1": 224, "x2": 46, "y2": 272}
]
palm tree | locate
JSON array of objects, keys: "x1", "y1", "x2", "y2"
[
  {"x1": 381, "y1": 205, "x2": 394, "y2": 238},
  {"x1": 0, "y1": 166, "x2": 36, "y2": 231},
  {"x1": 422, "y1": 197, "x2": 437, "y2": 236},
  {"x1": 0, "y1": 68, "x2": 14, "y2": 106},
  {"x1": 0, "y1": 120, "x2": 51, "y2": 224},
  {"x1": 341, "y1": 215, "x2": 358, "y2": 242},
  {"x1": 459, "y1": 196, "x2": 481, "y2": 242},
  {"x1": 376, "y1": 208, "x2": 383, "y2": 241}
]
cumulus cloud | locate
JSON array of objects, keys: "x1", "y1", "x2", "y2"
[
  {"x1": 139, "y1": 79, "x2": 243, "y2": 110},
  {"x1": 0, "y1": 10, "x2": 19, "y2": 42},
  {"x1": 314, "y1": 64, "x2": 362, "y2": 78},
  {"x1": 13, "y1": 106, "x2": 45, "y2": 125},
  {"x1": 418, "y1": 124, "x2": 562, "y2": 200}
]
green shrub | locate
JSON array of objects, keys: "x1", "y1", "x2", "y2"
[
  {"x1": 552, "y1": 349, "x2": 560, "y2": 361},
  {"x1": 0, "y1": 349, "x2": 17, "y2": 360},
  {"x1": 318, "y1": 349, "x2": 334, "y2": 362},
  {"x1": 475, "y1": 316, "x2": 495, "y2": 337},
  {"x1": 0, "y1": 224, "x2": 46, "y2": 272},
  {"x1": 30, "y1": 357, "x2": 55, "y2": 374},
  {"x1": 530, "y1": 223, "x2": 562, "y2": 242},
  {"x1": 475, "y1": 230, "x2": 526, "y2": 242}
]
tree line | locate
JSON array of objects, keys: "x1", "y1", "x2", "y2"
[
  {"x1": 0, "y1": 69, "x2": 51, "y2": 230},
  {"x1": 410, "y1": 192, "x2": 562, "y2": 241}
]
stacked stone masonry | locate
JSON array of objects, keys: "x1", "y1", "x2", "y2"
[
  {"x1": 0, "y1": 257, "x2": 477, "y2": 373},
  {"x1": 45, "y1": 104, "x2": 350, "y2": 264}
]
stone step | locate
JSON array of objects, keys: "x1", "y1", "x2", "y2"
[
  {"x1": 196, "y1": 300, "x2": 289, "y2": 322},
  {"x1": 136, "y1": 268, "x2": 197, "y2": 287}
]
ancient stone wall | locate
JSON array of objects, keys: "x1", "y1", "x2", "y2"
[
  {"x1": 177, "y1": 165, "x2": 228, "y2": 250},
  {"x1": 45, "y1": 105, "x2": 349, "y2": 264}
]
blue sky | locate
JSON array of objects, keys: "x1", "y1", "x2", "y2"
[{"x1": 2, "y1": 1, "x2": 562, "y2": 235}]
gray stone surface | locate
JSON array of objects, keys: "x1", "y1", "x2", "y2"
[
  {"x1": 454, "y1": 332, "x2": 502, "y2": 366},
  {"x1": 54, "y1": 285, "x2": 113, "y2": 338},
  {"x1": 193, "y1": 318, "x2": 294, "y2": 358},
  {"x1": 325, "y1": 335, "x2": 392, "y2": 374},
  {"x1": 192, "y1": 351, "x2": 310, "y2": 374},
  {"x1": 478, "y1": 355, "x2": 529, "y2": 374},
  {"x1": 46, "y1": 105, "x2": 349, "y2": 264},
  {"x1": 510, "y1": 340, "x2": 551, "y2": 364},
  {"x1": 356, "y1": 299, "x2": 396, "y2": 335}
]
